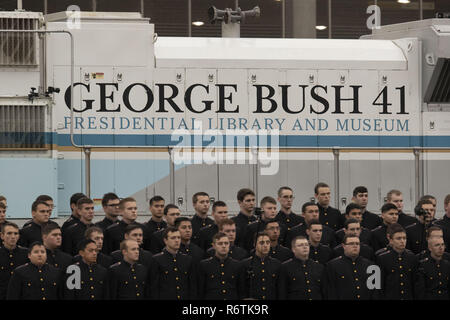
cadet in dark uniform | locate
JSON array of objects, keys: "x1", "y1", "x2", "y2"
[
  {"x1": 42, "y1": 224, "x2": 72, "y2": 270},
  {"x1": 19, "y1": 200, "x2": 58, "y2": 248},
  {"x1": 108, "y1": 239, "x2": 149, "y2": 300},
  {"x1": 326, "y1": 234, "x2": 373, "y2": 300},
  {"x1": 278, "y1": 236, "x2": 325, "y2": 300},
  {"x1": 314, "y1": 182, "x2": 344, "y2": 231},
  {"x1": 7, "y1": 242, "x2": 62, "y2": 300},
  {"x1": 0, "y1": 223, "x2": 28, "y2": 299},
  {"x1": 335, "y1": 204, "x2": 372, "y2": 246},
  {"x1": 406, "y1": 199, "x2": 436, "y2": 254},
  {"x1": 371, "y1": 203, "x2": 399, "y2": 252},
  {"x1": 150, "y1": 227, "x2": 197, "y2": 300},
  {"x1": 386, "y1": 189, "x2": 417, "y2": 228},
  {"x1": 175, "y1": 217, "x2": 205, "y2": 264},
  {"x1": 206, "y1": 219, "x2": 249, "y2": 261},
  {"x1": 61, "y1": 193, "x2": 86, "y2": 234},
  {"x1": 95, "y1": 192, "x2": 120, "y2": 232},
  {"x1": 376, "y1": 223, "x2": 418, "y2": 300},
  {"x1": 333, "y1": 219, "x2": 374, "y2": 261},
  {"x1": 276, "y1": 187, "x2": 304, "y2": 231},
  {"x1": 64, "y1": 239, "x2": 109, "y2": 300},
  {"x1": 306, "y1": 220, "x2": 333, "y2": 265},
  {"x1": 433, "y1": 194, "x2": 450, "y2": 253},
  {"x1": 285, "y1": 202, "x2": 336, "y2": 249},
  {"x1": 82, "y1": 226, "x2": 113, "y2": 268},
  {"x1": 198, "y1": 232, "x2": 241, "y2": 300},
  {"x1": 62, "y1": 197, "x2": 95, "y2": 256},
  {"x1": 239, "y1": 232, "x2": 281, "y2": 300},
  {"x1": 415, "y1": 226, "x2": 450, "y2": 262},
  {"x1": 415, "y1": 236, "x2": 450, "y2": 299},
  {"x1": 190, "y1": 192, "x2": 214, "y2": 245},
  {"x1": 232, "y1": 188, "x2": 257, "y2": 245},
  {"x1": 197, "y1": 201, "x2": 228, "y2": 251},
  {"x1": 351, "y1": 186, "x2": 382, "y2": 230},
  {"x1": 145, "y1": 196, "x2": 167, "y2": 235},
  {"x1": 150, "y1": 204, "x2": 180, "y2": 254},
  {"x1": 110, "y1": 224, "x2": 154, "y2": 269},
  {"x1": 264, "y1": 220, "x2": 293, "y2": 262}
]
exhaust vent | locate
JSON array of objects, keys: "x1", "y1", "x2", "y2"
[{"x1": 425, "y1": 58, "x2": 450, "y2": 104}]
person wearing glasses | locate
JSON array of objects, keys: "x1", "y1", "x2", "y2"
[
  {"x1": 95, "y1": 192, "x2": 120, "y2": 232},
  {"x1": 276, "y1": 186, "x2": 303, "y2": 231}
]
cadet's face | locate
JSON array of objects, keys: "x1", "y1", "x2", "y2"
[
  {"x1": 390, "y1": 194, "x2": 404, "y2": 211},
  {"x1": 150, "y1": 200, "x2": 165, "y2": 218},
  {"x1": 316, "y1": 187, "x2": 331, "y2": 207},
  {"x1": 220, "y1": 224, "x2": 236, "y2": 243},
  {"x1": 123, "y1": 241, "x2": 140, "y2": 263},
  {"x1": 164, "y1": 231, "x2": 181, "y2": 251},
  {"x1": 239, "y1": 194, "x2": 255, "y2": 214},
  {"x1": 429, "y1": 238, "x2": 445, "y2": 258},
  {"x1": 28, "y1": 245, "x2": 47, "y2": 266},
  {"x1": 382, "y1": 209, "x2": 399, "y2": 225},
  {"x1": 354, "y1": 193, "x2": 368, "y2": 208},
  {"x1": 32, "y1": 204, "x2": 50, "y2": 224},
  {"x1": 213, "y1": 236, "x2": 230, "y2": 257},
  {"x1": 265, "y1": 222, "x2": 280, "y2": 241},
  {"x1": 419, "y1": 204, "x2": 435, "y2": 224},
  {"x1": 306, "y1": 225, "x2": 322, "y2": 243},
  {"x1": 104, "y1": 199, "x2": 120, "y2": 217},
  {"x1": 255, "y1": 235, "x2": 271, "y2": 256},
  {"x1": 44, "y1": 200, "x2": 54, "y2": 217},
  {"x1": 79, "y1": 203, "x2": 95, "y2": 222},
  {"x1": 44, "y1": 229, "x2": 62, "y2": 248},
  {"x1": 347, "y1": 209, "x2": 363, "y2": 223},
  {"x1": 1, "y1": 226, "x2": 19, "y2": 247},
  {"x1": 278, "y1": 189, "x2": 294, "y2": 210},
  {"x1": 0, "y1": 207, "x2": 6, "y2": 224},
  {"x1": 125, "y1": 229, "x2": 144, "y2": 246},
  {"x1": 194, "y1": 196, "x2": 210, "y2": 215},
  {"x1": 262, "y1": 202, "x2": 277, "y2": 220},
  {"x1": 90, "y1": 231, "x2": 104, "y2": 251},
  {"x1": 80, "y1": 243, "x2": 98, "y2": 264},
  {"x1": 178, "y1": 221, "x2": 192, "y2": 241},
  {"x1": 343, "y1": 237, "x2": 360, "y2": 258},
  {"x1": 292, "y1": 238, "x2": 310, "y2": 259},
  {"x1": 212, "y1": 206, "x2": 228, "y2": 224},
  {"x1": 345, "y1": 223, "x2": 361, "y2": 238},
  {"x1": 302, "y1": 205, "x2": 319, "y2": 223},
  {"x1": 389, "y1": 232, "x2": 407, "y2": 252},
  {"x1": 166, "y1": 208, "x2": 181, "y2": 226},
  {"x1": 121, "y1": 201, "x2": 138, "y2": 222}
]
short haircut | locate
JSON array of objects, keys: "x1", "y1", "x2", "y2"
[
  {"x1": 125, "y1": 224, "x2": 143, "y2": 235},
  {"x1": 426, "y1": 225, "x2": 443, "y2": 239},
  {"x1": 344, "y1": 218, "x2": 360, "y2": 229},
  {"x1": 212, "y1": 201, "x2": 227, "y2": 212},
  {"x1": 420, "y1": 195, "x2": 436, "y2": 203},
  {"x1": 119, "y1": 197, "x2": 136, "y2": 209},
  {"x1": 306, "y1": 219, "x2": 322, "y2": 229},
  {"x1": 291, "y1": 235, "x2": 307, "y2": 248},
  {"x1": 120, "y1": 239, "x2": 132, "y2": 252},
  {"x1": 149, "y1": 195, "x2": 165, "y2": 206},
  {"x1": 1, "y1": 222, "x2": 19, "y2": 233},
  {"x1": 0, "y1": 195, "x2": 6, "y2": 202},
  {"x1": 0, "y1": 202, "x2": 6, "y2": 210},
  {"x1": 163, "y1": 226, "x2": 179, "y2": 240},
  {"x1": 345, "y1": 203, "x2": 362, "y2": 216},
  {"x1": 84, "y1": 226, "x2": 103, "y2": 239},
  {"x1": 277, "y1": 186, "x2": 293, "y2": 197},
  {"x1": 342, "y1": 233, "x2": 359, "y2": 244},
  {"x1": 417, "y1": 199, "x2": 433, "y2": 208},
  {"x1": 36, "y1": 195, "x2": 53, "y2": 202},
  {"x1": 386, "y1": 189, "x2": 402, "y2": 201},
  {"x1": 381, "y1": 203, "x2": 398, "y2": 213},
  {"x1": 260, "y1": 196, "x2": 277, "y2": 207},
  {"x1": 218, "y1": 218, "x2": 235, "y2": 230},
  {"x1": 102, "y1": 192, "x2": 119, "y2": 207},
  {"x1": 77, "y1": 197, "x2": 94, "y2": 209},
  {"x1": 70, "y1": 193, "x2": 86, "y2": 205},
  {"x1": 212, "y1": 232, "x2": 229, "y2": 243},
  {"x1": 352, "y1": 186, "x2": 368, "y2": 197},
  {"x1": 237, "y1": 188, "x2": 255, "y2": 202},
  {"x1": 386, "y1": 223, "x2": 406, "y2": 238},
  {"x1": 174, "y1": 217, "x2": 190, "y2": 228},
  {"x1": 302, "y1": 201, "x2": 318, "y2": 213},
  {"x1": 78, "y1": 239, "x2": 96, "y2": 252},
  {"x1": 264, "y1": 218, "x2": 279, "y2": 226},
  {"x1": 42, "y1": 224, "x2": 60, "y2": 236},
  {"x1": 314, "y1": 182, "x2": 329, "y2": 195},
  {"x1": 445, "y1": 194, "x2": 450, "y2": 207},
  {"x1": 28, "y1": 241, "x2": 45, "y2": 254},
  {"x1": 192, "y1": 192, "x2": 209, "y2": 204},
  {"x1": 32, "y1": 200, "x2": 49, "y2": 212},
  {"x1": 164, "y1": 204, "x2": 179, "y2": 216},
  {"x1": 254, "y1": 231, "x2": 270, "y2": 244}
]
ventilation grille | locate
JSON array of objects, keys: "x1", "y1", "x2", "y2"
[
  {"x1": 0, "y1": 105, "x2": 47, "y2": 148},
  {"x1": 429, "y1": 58, "x2": 450, "y2": 103},
  {"x1": 0, "y1": 17, "x2": 39, "y2": 66}
]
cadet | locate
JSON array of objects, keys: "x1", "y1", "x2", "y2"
[
  {"x1": 434, "y1": 194, "x2": 450, "y2": 253},
  {"x1": 35, "y1": 195, "x2": 56, "y2": 220},
  {"x1": 314, "y1": 182, "x2": 344, "y2": 231},
  {"x1": 276, "y1": 187, "x2": 303, "y2": 231},
  {"x1": 145, "y1": 196, "x2": 167, "y2": 235},
  {"x1": 406, "y1": 199, "x2": 436, "y2": 254},
  {"x1": 84, "y1": 226, "x2": 113, "y2": 268},
  {"x1": 239, "y1": 232, "x2": 281, "y2": 300},
  {"x1": 108, "y1": 239, "x2": 149, "y2": 300},
  {"x1": 333, "y1": 219, "x2": 374, "y2": 261},
  {"x1": 7, "y1": 242, "x2": 62, "y2": 300},
  {"x1": 175, "y1": 217, "x2": 204, "y2": 264},
  {"x1": 150, "y1": 227, "x2": 196, "y2": 300},
  {"x1": 150, "y1": 204, "x2": 181, "y2": 254},
  {"x1": 278, "y1": 236, "x2": 325, "y2": 300},
  {"x1": 19, "y1": 200, "x2": 58, "y2": 248},
  {"x1": 232, "y1": 188, "x2": 257, "y2": 243},
  {"x1": 351, "y1": 186, "x2": 382, "y2": 230},
  {"x1": 61, "y1": 193, "x2": 86, "y2": 234},
  {"x1": 335, "y1": 203, "x2": 372, "y2": 246},
  {"x1": 198, "y1": 232, "x2": 241, "y2": 300},
  {"x1": 386, "y1": 189, "x2": 417, "y2": 228},
  {"x1": 0, "y1": 222, "x2": 28, "y2": 299},
  {"x1": 326, "y1": 234, "x2": 373, "y2": 300},
  {"x1": 376, "y1": 223, "x2": 418, "y2": 300},
  {"x1": 197, "y1": 201, "x2": 229, "y2": 250},
  {"x1": 64, "y1": 239, "x2": 109, "y2": 300},
  {"x1": 95, "y1": 192, "x2": 120, "y2": 231},
  {"x1": 416, "y1": 226, "x2": 450, "y2": 261},
  {"x1": 190, "y1": 192, "x2": 213, "y2": 245},
  {"x1": 42, "y1": 224, "x2": 72, "y2": 270},
  {"x1": 265, "y1": 219, "x2": 293, "y2": 263},
  {"x1": 306, "y1": 220, "x2": 333, "y2": 265},
  {"x1": 206, "y1": 219, "x2": 249, "y2": 261},
  {"x1": 371, "y1": 203, "x2": 399, "y2": 252},
  {"x1": 415, "y1": 236, "x2": 450, "y2": 299},
  {"x1": 110, "y1": 224, "x2": 153, "y2": 269}
]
